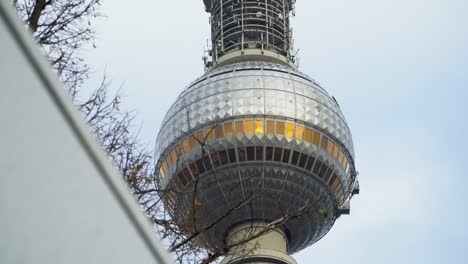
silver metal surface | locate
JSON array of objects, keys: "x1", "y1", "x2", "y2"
[{"x1": 155, "y1": 61, "x2": 357, "y2": 253}]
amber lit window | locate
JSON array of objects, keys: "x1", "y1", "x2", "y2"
[
  {"x1": 170, "y1": 149, "x2": 178, "y2": 163},
  {"x1": 304, "y1": 128, "x2": 313, "y2": 142},
  {"x1": 276, "y1": 121, "x2": 285, "y2": 135},
  {"x1": 327, "y1": 141, "x2": 334, "y2": 154},
  {"x1": 333, "y1": 145, "x2": 339, "y2": 159},
  {"x1": 332, "y1": 180, "x2": 341, "y2": 193},
  {"x1": 338, "y1": 151, "x2": 345, "y2": 166},
  {"x1": 182, "y1": 139, "x2": 190, "y2": 153},
  {"x1": 266, "y1": 120, "x2": 275, "y2": 135},
  {"x1": 205, "y1": 127, "x2": 215, "y2": 142},
  {"x1": 296, "y1": 125, "x2": 304, "y2": 140},
  {"x1": 321, "y1": 136, "x2": 328, "y2": 150},
  {"x1": 285, "y1": 122, "x2": 294, "y2": 138},
  {"x1": 189, "y1": 135, "x2": 198, "y2": 149},
  {"x1": 236, "y1": 120, "x2": 244, "y2": 136},
  {"x1": 255, "y1": 120, "x2": 264, "y2": 134},
  {"x1": 225, "y1": 122, "x2": 233, "y2": 137},
  {"x1": 166, "y1": 156, "x2": 173, "y2": 168},
  {"x1": 245, "y1": 120, "x2": 254, "y2": 134},
  {"x1": 196, "y1": 131, "x2": 204, "y2": 143},
  {"x1": 159, "y1": 168, "x2": 165, "y2": 179},
  {"x1": 342, "y1": 157, "x2": 348, "y2": 169},
  {"x1": 312, "y1": 131, "x2": 321, "y2": 145},
  {"x1": 215, "y1": 124, "x2": 224, "y2": 138}
]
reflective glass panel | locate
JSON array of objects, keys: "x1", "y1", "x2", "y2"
[
  {"x1": 274, "y1": 148, "x2": 282, "y2": 162},
  {"x1": 211, "y1": 152, "x2": 221, "y2": 168},
  {"x1": 298, "y1": 154, "x2": 308, "y2": 168},
  {"x1": 282, "y1": 149, "x2": 291, "y2": 163},
  {"x1": 329, "y1": 174, "x2": 338, "y2": 187},
  {"x1": 291, "y1": 151, "x2": 300, "y2": 166},
  {"x1": 228, "y1": 148, "x2": 237, "y2": 163},
  {"x1": 247, "y1": 146, "x2": 255, "y2": 160},
  {"x1": 255, "y1": 146, "x2": 264, "y2": 160},
  {"x1": 189, "y1": 163, "x2": 199, "y2": 176},
  {"x1": 305, "y1": 156, "x2": 315, "y2": 171},
  {"x1": 219, "y1": 150, "x2": 229, "y2": 165},
  {"x1": 203, "y1": 155, "x2": 213, "y2": 170},
  {"x1": 238, "y1": 146, "x2": 247, "y2": 161},
  {"x1": 266, "y1": 146, "x2": 274, "y2": 160},
  {"x1": 313, "y1": 160, "x2": 322, "y2": 175}
]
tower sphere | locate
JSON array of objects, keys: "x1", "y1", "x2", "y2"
[{"x1": 155, "y1": 0, "x2": 359, "y2": 261}]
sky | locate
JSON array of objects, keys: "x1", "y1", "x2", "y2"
[{"x1": 83, "y1": 0, "x2": 468, "y2": 263}]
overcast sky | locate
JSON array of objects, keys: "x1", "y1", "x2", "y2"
[{"x1": 83, "y1": 0, "x2": 468, "y2": 263}]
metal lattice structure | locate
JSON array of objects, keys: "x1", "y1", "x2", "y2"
[
  {"x1": 204, "y1": 0, "x2": 297, "y2": 69},
  {"x1": 155, "y1": 0, "x2": 358, "y2": 261}
]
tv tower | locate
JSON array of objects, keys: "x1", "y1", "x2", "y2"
[{"x1": 155, "y1": 1, "x2": 359, "y2": 263}]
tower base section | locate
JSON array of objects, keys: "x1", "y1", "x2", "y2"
[{"x1": 220, "y1": 223, "x2": 296, "y2": 264}]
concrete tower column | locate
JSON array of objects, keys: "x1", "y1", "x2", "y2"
[{"x1": 221, "y1": 223, "x2": 297, "y2": 264}]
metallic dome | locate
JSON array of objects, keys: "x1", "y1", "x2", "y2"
[{"x1": 155, "y1": 61, "x2": 357, "y2": 253}]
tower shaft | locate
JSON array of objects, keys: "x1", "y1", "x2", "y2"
[
  {"x1": 221, "y1": 223, "x2": 296, "y2": 264},
  {"x1": 204, "y1": 0, "x2": 296, "y2": 68}
]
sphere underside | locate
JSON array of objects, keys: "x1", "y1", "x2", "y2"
[{"x1": 155, "y1": 61, "x2": 356, "y2": 253}]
